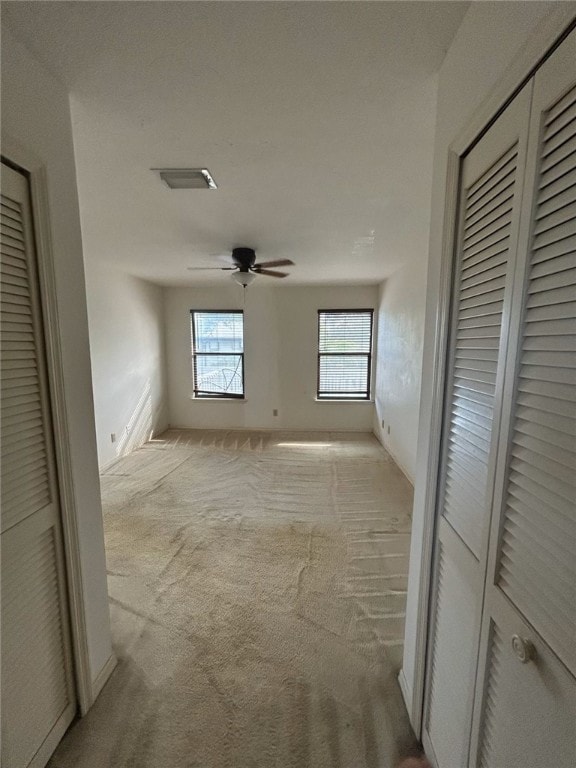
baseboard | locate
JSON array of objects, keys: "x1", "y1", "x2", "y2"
[
  {"x1": 422, "y1": 729, "x2": 438, "y2": 768},
  {"x1": 98, "y1": 416, "x2": 169, "y2": 472},
  {"x1": 398, "y1": 667, "x2": 414, "y2": 728},
  {"x1": 91, "y1": 652, "x2": 117, "y2": 704},
  {"x1": 164, "y1": 425, "x2": 375, "y2": 434},
  {"x1": 372, "y1": 429, "x2": 415, "y2": 486}
]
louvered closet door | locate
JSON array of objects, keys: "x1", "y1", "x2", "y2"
[
  {"x1": 422, "y1": 85, "x2": 532, "y2": 768},
  {"x1": 471, "y1": 29, "x2": 576, "y2": 768},
  {"x1": 1, "y1": 163, "x2": 76, "y2": 768}
]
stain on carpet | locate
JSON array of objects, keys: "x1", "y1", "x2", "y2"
[{"x1": 49, "y1": 430, "x2": 416, "y2": 768}]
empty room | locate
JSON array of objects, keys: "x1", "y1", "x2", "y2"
[{"x1": 1, "y1": 2, "x2": 575, "y2": 768}]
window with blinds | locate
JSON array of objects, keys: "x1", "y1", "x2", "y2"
[
  {"x1": 317, "y1": 310, "x2": 373, "y2": 399},
  {"x1": 190, "y1": 311, "x2": 244, "y2": 398}
]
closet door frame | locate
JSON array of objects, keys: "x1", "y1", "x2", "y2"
[
  {"x1": 407, "y1": 8, "x2": 576, "y2": 738},
  {"x1": 2, "y1": 137, "x2": 94, "y2": 715}
]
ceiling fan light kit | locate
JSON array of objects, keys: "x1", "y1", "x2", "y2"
[{"x1": 232, "y1": 271, "x2": 256, "y2": 287}]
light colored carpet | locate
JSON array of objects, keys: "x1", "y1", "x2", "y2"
[{"x1": 49, "y1": 430, "x2": 417, "y2": 768}]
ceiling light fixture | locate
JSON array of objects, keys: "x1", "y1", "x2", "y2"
[
  {"x1": 231, "y1": 271, "x2": 256, "y2": 287},
  {"x1": 153, "y1": 168, "x2": 217, "y2": 189}
]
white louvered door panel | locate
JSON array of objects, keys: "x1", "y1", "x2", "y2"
[
  {"x1": 444, "y1": 141, "x2": 516, "y2": 556},
  {"x1": 471, "y1": 29, "x2": 576, "y2": 768},
  {"x1": 1, "y1": 163, "x2": 76, "y2": 768},
  {"x1": 422, "y1": 85, "x2": 532, "y2": 768},
  {"x1": 477, "y1": 600, "x2": 576, "y2": 768},
  {"x1": 424, "y1": 523, "x2": 478, "y2": 768}
]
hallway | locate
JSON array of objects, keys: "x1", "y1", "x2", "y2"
[{"x1": 49, "y1": 430, "x2": 416, "y2": 767}]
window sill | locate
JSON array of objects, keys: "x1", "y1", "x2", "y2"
[
  {"x1": 315, "y1": 398, "x2": 374, "y2": 403},
  {"x1": 190, "y1": 397, "x2": 246, "y2": 402}
]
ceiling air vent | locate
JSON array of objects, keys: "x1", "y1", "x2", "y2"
[{"x1": 154, "y1": 168, "x2": 217, "y2": 190}]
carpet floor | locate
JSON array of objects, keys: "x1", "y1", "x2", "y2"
[{"x1": 49, "y1": 429, "x2": 417, "y2": 768}]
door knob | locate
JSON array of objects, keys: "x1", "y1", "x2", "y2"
[{"x1": 511, "y1": 634, "x2": 536, "y2": 663}]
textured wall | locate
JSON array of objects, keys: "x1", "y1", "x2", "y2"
[
  {"x1": 373, "y1": 271, "x2": 427, "y2": 483},
  {"x1": 371, "y1": 72, "x2": 437, "y2": 483},
  {"x1": 85, "y1": 261, "x2": 168, "y2": 469}
]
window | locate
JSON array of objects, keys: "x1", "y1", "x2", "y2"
[
  {"x1": 317, "y1": 310, "x2": 373, "y2": 400},
  {"x1": 191, "y1": 311, "x2": 244, "y2": 398}
]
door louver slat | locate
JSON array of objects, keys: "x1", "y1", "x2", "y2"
[
  {"x1": 536, "y1": 181, "x2": 576, "y2": 219},
  {"x1": 508, "y1": 480, "x2": 574, "y2": 535},
  {"x1": 467, "y1": 146, "x2": 517, "y2": 201},
  {"x1": 539, "y1": 167, "x2": 576, "y2": 203},
  {"x1": 544, "y1": 84, "x2": 576, "y2": 126},
  {"x1": 464, "y1": 185, "x2": 514, "y2": 230},
  {"x1": 539, "y1": 136, "x2": 576, "y2": 175}
]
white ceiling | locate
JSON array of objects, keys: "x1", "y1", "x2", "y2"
[{"x1": 4, "y1": 1, "x2": 469, "y2": 286}]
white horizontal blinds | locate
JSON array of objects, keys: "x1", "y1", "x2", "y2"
[
  {"x1": 317, "y1": 310, "x2": 373, "y2": 399},
  {"x1": 496, "y1": 83, "x2": 576, "y2": 675},
  {"x1": 191, "y1": 310, "x2": 244, "y2": 397},
  {"x1": 1, "y1": 192, "x2": 51, "y2": 533},
  {"x1": 1, "y1": 517, "x2": 71, "y2": 768},
  {"x1": 442, "y1": 144, "x2": 518, "y2": 556}
]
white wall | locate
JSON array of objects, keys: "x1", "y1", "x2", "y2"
[
  {"x1": 84, "y1": 261, "x2": 168, "y2": 469},
  {"x1": 165, "y1": 284, "x2": 378, "y2": 431},
  {"x1": 1, "y1": 27, "x2": 113, "y2": 688},
  {"x1": 402, "y1": 1, "x2": 573, "y2": 729},
  {"x1": 371, "y1": 72, "x2": 437, "y2": 485},
  {"x1": 373, "y1": 269, "x2": 427, "y2": 483}
]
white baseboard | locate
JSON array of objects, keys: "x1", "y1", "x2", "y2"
[
  {"x1": 422, "y1": 729, "x2": 438, "y2": 768},
  {"x1": 372, "y1": 429, "x2": 415, "y2": 486},
  {"x1": 91, "y1": 652, "x2": 117, "y2": 705},
  {"x1": 398, "y1": 667, "x2": 415, "y2": 728},
  {"x1": 164, "y1": 425, "x2": 374, "y2": 434}
]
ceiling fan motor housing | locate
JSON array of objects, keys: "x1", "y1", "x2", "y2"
[{"x1": 232, "y1": 247, "x2": 256, "y2": 270}]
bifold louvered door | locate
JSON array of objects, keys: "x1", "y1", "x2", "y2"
[
  {"x1": 422, "y1": 85, "x2": 532, "y2": 768},
  {"x1": 1, "y1": 163, "x2": 76, "y2": 768},
  {"x1": 470, "y1": 30, "x2": 576, "y2": 768}
]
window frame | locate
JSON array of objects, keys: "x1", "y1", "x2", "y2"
[
  {"x1": 190, "y1": 309, "x2": 245, "y2": 399},
  {"x1": 316, "y1": 309, "x2": 374, "y2": 401}
]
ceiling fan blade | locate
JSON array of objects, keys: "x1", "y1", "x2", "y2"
[
  {"x1": 254, "y1": 259, "x2": 294, "y2": 268},
  {"x1": 253, "y1": 268, "x2": 289, "y2": 278},
  {"x1": 186, "y1": 267, "x2": 236, "y2": 271}
]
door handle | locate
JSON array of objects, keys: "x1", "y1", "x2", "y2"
[{"x1": 511, "y1": 634, "x2": 536, "y2": 664}]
